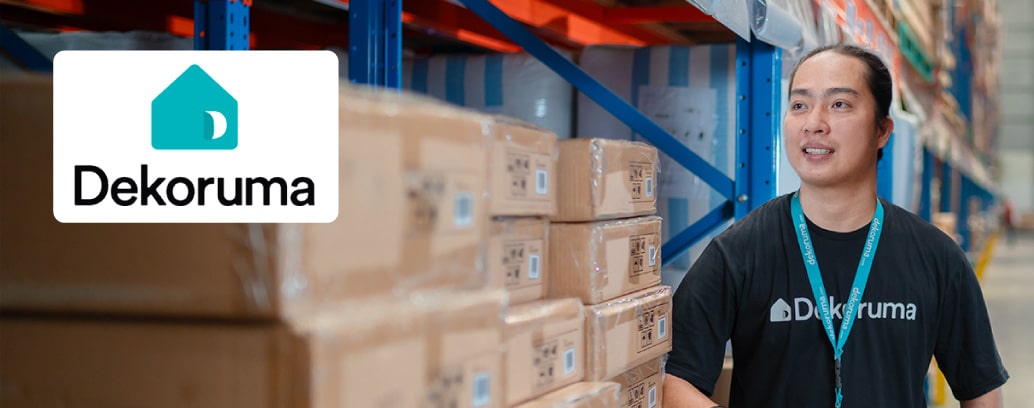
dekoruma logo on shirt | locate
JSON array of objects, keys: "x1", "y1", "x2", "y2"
[
  {"x1": 769, "y1": 297, "x2": 918, "y2": 322},
  {"x1": 73, "y1": 64, "x2": 315, "y2": 208}
]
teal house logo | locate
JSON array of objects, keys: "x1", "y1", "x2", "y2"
[{"x1": 152, "y1": 64, "x2": 238, "y2": 150}]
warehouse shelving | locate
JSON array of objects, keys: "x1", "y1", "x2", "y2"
[{"x1": 0, "y1": 0, "x2": 1003, "y2": 259}]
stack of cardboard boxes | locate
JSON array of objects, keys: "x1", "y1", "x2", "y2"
[
  {"x1": 0, "y1": 73, "x2": 520, "y2": 407},
  {"x1": 0, "y1": 73, "x2": 669, "y2": 407},
  {"x1": 546, "y1": 138, "x2": 673, "y2": 408}
]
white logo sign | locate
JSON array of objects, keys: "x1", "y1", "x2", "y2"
[
  {"x1": 53, "y1": 50, "x2": 340, "y2": 223},
  {"x1": 769, "y1": 297, "x2": 917, "y2": 322}
]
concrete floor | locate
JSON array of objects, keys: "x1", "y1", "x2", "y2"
[{"x1": 932, "y1": 231, "x2": 1034, "y2": 407}]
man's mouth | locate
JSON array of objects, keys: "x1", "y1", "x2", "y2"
[{"x1": 804, "y1": 148, "x2": 833, "y2": 155}]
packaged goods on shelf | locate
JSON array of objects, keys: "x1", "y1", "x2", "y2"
[
  {"x1": 584, "y1": 286, "x2": 672, "y2": 382},
  {"x1": 576, "y1": 44, "x2": 737, "y2": 268},
  {"x1": 609, "y1": 357, "x2": 664, "y2": 408},
  {"x1": 514, "y1": 382, "x2": 622, "y2": 408},
  {"x1": 0, "y1": 296, "x2": 433, "y2": 408},
  {"x1": 548, "y1": 216, "x2": 662, "y2": 305},
  {"x1": 402, "y1": 51, "x2": 575, "y2": 139},
  {"x1": 489, "y1": 217, "x2": 550, "y2": 305},
  {"x1": 487, "y1": 116, "x2": 559, "y2": 217},
  {"x1": 0, "y1": 75, "x2": 491, "y2": 320},
  {"x1": 503, "y1": 298, "x2": 586, "y2": 406},
  {"x1": 553, "y1": 138, "x2": 659, "y2": 223}
]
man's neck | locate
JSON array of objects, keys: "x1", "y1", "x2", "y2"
[{"x1": 798, "y1": 184, "x2": 879, "y2": 233}]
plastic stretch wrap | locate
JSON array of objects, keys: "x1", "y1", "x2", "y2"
[
  {"x1": 403, "y1": 51, "x2": 574, "y2": 139},
  {"x1": 513, "y1": 381, "x2": 622, "y2": 408},
  {"x1": 576, "y1": 45, "x2": 736, "y2": 269},
  {"x1": 503, "y1": 298, "x2": 586, "y2": 405},
  {"x1": 609, "y1": 356, "x2": 667, "y2": 408},
  {"x1": 0, "y1": 75, "x2": 492, "y2": 320},
  {"x1": 554, "y1": 138, "x2": 659, "y2": 223},
  {"x1": 548, "y1": 216, "x2": 662, "y2": 305},
  {"x1": 585, "y1": 286, "x2": 673, "y2": 382}
]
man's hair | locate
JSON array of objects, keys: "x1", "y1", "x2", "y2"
[{"x1": 787, "y1": 43, "x2": 893, "y2": 160}]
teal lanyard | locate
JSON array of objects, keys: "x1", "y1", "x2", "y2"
[{"x1": 789, "y1": 192, "x2": 885, "y2": 408}]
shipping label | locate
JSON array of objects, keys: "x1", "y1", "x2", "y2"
[
  {"x1": 503, "y1": 238, "x2": 544, "y2": 289},
  {"x1": 627, "y1": 161, "x2": 655, "y2": 203},
  {"x1": 637, "y1": 304, "x2": 669, "y2": 351},
  {"x1": 506, "y1": 150, "x2": 551, "y2": 201},
  {"x1": 628, "y1": 233, "x2": 660, "y2": 278},
  {"x1": 532, "y1": 330, "x2": 579, "y2": 390}
]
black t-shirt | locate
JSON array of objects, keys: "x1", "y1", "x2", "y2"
[{"x1": 666, "y1": 193, "x2": 1009, "y2": 407}]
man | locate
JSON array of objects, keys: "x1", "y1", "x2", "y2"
[{"x1": 662, "y1": 44, "x2": 1008, "y2": 407}]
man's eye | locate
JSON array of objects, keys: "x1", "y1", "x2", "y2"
[
  {"x1": 833, "y1": 101, "x2": 848, "y2": 108},
  {"x1": 792, "y1": 102, "x2": 805, "y2": 110}
]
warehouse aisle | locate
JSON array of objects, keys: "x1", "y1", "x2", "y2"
[
  {"x1": 928, "y1": 231, "x2": 1034, "y2": 407},
  {"x1": 981, "y1": 231, "x2": 1034, "y2": 407}
]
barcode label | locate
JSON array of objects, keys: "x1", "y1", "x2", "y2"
[
  {"x1": 454, "y1": 192, "x2": 473, "y2": 227},
  {"x1": 648, "y1": 385, "x2": 657, "y2": 408},
  {"x1": 658, "y1": 316, "x2": 667, "y2": 339},
  {"x1": 472, "y1": 372, "x2": 491, "y2": 407},
  {"x1": 563, "y1": 347, "x2": 575, "y2": 375},
  {"x1": 648, "y1": 245, "x2": 657, "y2": 267},
  {"x1": 528, "y1": 254, "x2": 541, "y2": 280},
  {"x1": 645, "y1": 177, "x2": 653, "y2": 198},
  {"x1": 535, "y1": 169, "x2": 548, "y2": 195}
]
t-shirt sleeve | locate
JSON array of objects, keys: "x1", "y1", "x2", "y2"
[
  {"x1": 665, "y1": 239, "x2": 738, "y2": 397},
  {"x1": 933, "y1": 244, "x2": 1009, "y2": 401}
]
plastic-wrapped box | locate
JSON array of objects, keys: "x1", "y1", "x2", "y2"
[
  {"x1": 548, "y1": 216, "x2": 662, "y2": 305},
  {"x1": 585, "y1": 286, "x2": 672, "y2": 382},
  {"x1": 0, "y1": 75, "x2": 491, "y2": 320},
  {"x1": 403, "y1": 51, "x2": 574, "y2": 139},
  {"x1": 503, "y1": 298, "x2": 586, "y2": 406},
  {"x1": 514, "y1": 382, "x2": 622, "y2": 408},
  {"x1": 554, "y1": 139, "x2": 659, "y2": 222},
  {"x1": 421, "y1": 288, "x2": 508, "y2": 408},
  {"x1": 609, "y1": 357, "x2": 665, "y2": 408},
  {"x1": 487, "y1": 116, "x2": 559, "y2": 217},
  {"x1": 489, "y1": 217, "x2": 550, "y2": 305}
]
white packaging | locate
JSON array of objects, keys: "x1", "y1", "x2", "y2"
[
  {"x1": 402, "y1": 51, "x2": 574, "y2": 139},
  {"x1": 576, "y1": 44, "x2": 737, "y2": 273}
]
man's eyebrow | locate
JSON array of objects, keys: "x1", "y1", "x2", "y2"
[
  {"x1": 824, "y1": 87, "x2": 860, "y2": 97},
  {"x1": 789, "y1": 87, "x2": 860, "y2": 98}
]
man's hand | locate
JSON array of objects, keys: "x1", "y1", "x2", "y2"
[
  {"x1": 663, "y1": 373, "x2": 723, "y2": 408},
  {"x1": 960, "y1": 387, "x2": 1004, "y2": 408}
]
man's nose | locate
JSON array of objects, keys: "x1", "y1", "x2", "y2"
[{"x1": 802, "y1": 108, "x2": 830, "y2": 135}]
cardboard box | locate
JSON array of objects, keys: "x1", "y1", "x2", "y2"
[
  {"x1": 585, "y1": 286, "x2": 672, "y2": 381},
  {"x1": 0, "y1": 75, "x2": 489, "y2": 320},
  {"x1": 609, "y1": 357, "x2": 664, "y2": 408},
  {"x1": 504, "y1": 298, "x2": 586, "y2": 405},
  {"x1": 0, "y1": 297, "x2": 430, "y2": 408},
  {"x1": 514, "y1": 382, "x2": 622, "y2": 408},
  {"x1": 489, "y1": 217, "x2": 549, "y2": 305},
  {"x1": 553, "y1": 138, "x2": 658, "y2": 222},
  {"x1": 548, "y1": 216, "x2": 662, "y2": 305},
  {"x1": 488, "y1": 116, "x2": 558, "y2": 217},
  {"x1": 424, "y1": 288, "x2": 508, "y2": 408}
]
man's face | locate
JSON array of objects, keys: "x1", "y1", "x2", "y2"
[{"x1": 783, "y1": 51, "x2": 891, "y2": 189}]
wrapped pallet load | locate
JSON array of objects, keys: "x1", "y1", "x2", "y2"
[
  {"x1": 403, "y1": 51, "x2": 575, "y2": 139},
  {"x1": 576, "y1": 44, "x2": 738, "y2": 272}
]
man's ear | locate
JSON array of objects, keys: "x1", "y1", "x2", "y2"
[{"x1": 877, "y1": 117, "x2": 894, "y2": 149}]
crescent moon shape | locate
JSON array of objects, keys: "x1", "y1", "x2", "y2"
[{"x1": 205, "y1": 110, "x2": 227, "y2": 140}]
